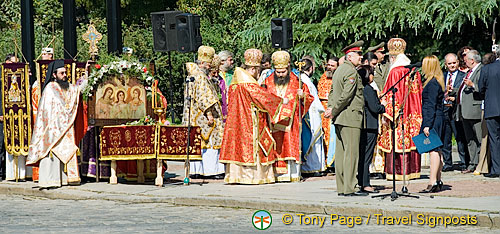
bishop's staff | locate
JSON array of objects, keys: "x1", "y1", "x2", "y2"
[{"x1": 294, "y1": 60, "x2": 305, "y2": 162}]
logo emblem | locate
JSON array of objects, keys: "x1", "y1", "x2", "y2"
[{"x1": 252, "y1": 210, "x2": 272, "y2": 230}]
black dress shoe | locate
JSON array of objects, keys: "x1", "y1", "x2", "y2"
[
  {"x1": 338, "y1": 193, "x2": 344, "y2": 196},
  {"x1": 483, "y1": 173, "x2": 500, "y2": 178},
  {"x1": 212, "y1": 174, "x2": 225, "y2": 180},
  {"x1": 419, "y1": 183, "x2": 440, "y2": 193},
  {"x1": 437, "y1": 180, "x2": 444, "y2": 190},
  {"x1": 344, "y1": 191, "x2": 369, "y2": 196},
  {"x1": 361, "y1": 189, "x2": 379, "y2": 194},
  {"x1": 442, "y1": 167, "x2": 453, "y2": 172}
]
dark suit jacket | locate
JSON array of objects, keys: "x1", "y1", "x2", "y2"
[
  {"x1": 421, "y1": 78, "x2": 445, "y2": 138},
  {"x1": 445, "y1": 70, "x2": 466, "y2": 118},
  {"x1": 363, "y1": 84, "x2": 385, "y2": 130},
  {"x1": 476, "y1": 60, "x2": 500, "y2": 118}
]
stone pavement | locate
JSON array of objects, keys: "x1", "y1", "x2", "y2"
[{"x1": 1, "y1": 161, "x2": 499, "y2": 230}]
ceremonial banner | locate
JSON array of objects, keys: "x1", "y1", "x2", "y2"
[
  {"x1": 157, "y1": 125, "x2": 202, "y2": 160},
  {"x1": 100, "y1": 125, "x2": 156, "y2": 160},
  {"x1": 1, "y1": 63, "x2": 32, "y2": 156},
  {"x1": 35, "y1": 59, "x2": 76, "y2": 87}
]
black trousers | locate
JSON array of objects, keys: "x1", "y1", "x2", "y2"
[
  {"x1": 358, "y1": 129, "x2": 377, "y2": 187},
  {"x1": 442, "y1": 107, "x2": 469, "y2": 169},
  {"x1": 486, "y1": 117, "x2": 500, "y2": 174}
]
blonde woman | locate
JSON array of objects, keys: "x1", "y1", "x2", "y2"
[{"x1": 419, "y1": 55, "x2": 446, "y2": 193}]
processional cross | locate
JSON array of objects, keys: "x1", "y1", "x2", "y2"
[{"x1": 82, "y1": 24, "x2": 103, "y2": 60}]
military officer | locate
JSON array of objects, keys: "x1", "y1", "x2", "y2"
[
  {"x1": 324, "y1": 40, "x2": 367, "y2": 196},
  {"x1": 368, "y1": 42, "x2": 389, "y2": 91}
]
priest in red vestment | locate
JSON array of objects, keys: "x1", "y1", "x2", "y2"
[
  {"x1": 264, "y1": 51, "x2": 314, "y2": 182},
  {"x1": 219, "y1": 49, "x2": 283, "y2": 184},
  {"x1": 378, "y1": 38, "x2": 423, "y2": 181}
]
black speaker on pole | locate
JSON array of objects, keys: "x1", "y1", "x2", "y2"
[
  {"x1": 151, "y1": 11, "x2": 182, "y2": 52},
  {"x1": 271, "y1": 18, "x2": 293, "y2": 49},
  {"x1": 176, "y1": 13, "x2": 202, "y2": 53}
]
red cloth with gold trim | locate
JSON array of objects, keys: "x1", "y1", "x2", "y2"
[
  {"x1": 264, "y1": 72, "x2": 314, "y2": 169},
  {"x1": 377, "y1": 66, "x2": 423, "y2": 180},
  {"x1": 317, "y1": 72, "x2": 333, "y2": 150},
  {"x1": 219, "y1": 68, "x2": 283, "y2": 166}
]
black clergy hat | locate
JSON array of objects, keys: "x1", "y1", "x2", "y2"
[{"x1": 42, "y1": 59, "x2": 64, "y2": 90}]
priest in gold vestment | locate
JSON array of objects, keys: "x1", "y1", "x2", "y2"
[
  {"x1": 27, "y1": 60, "x2": 82, "y2": 188},
  {"x1": 219, "y1": 49, "x2": 283, "y2": 184},
  {"x1": 183, "y1": 46, "x2": 225, "y2": 178}
]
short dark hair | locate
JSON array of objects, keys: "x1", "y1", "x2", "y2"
[
  {"x1": 302, "y1": 58, "x2": 313, "y2": 71},
  {"x1": 328, "y1": 55, "x2": 339, "y2": 63},
  {"x1": 357, "y1": 65, "x2": 374, "y2": 86},
  {"x1": 5, "y1": 53, "x2": 15, "y2": 62},
  {"x1": 261, "y1": 53, "x2": 271, "y2": 64},
  {"x1": 362, "y1": 52, "x2": 377, "y2": 64}
]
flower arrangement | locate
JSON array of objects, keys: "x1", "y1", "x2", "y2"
[
  {"x1": 126, "y1": 115, "x2": 157, "y2": 126},
  {"x1": 82, "y1": 59, "x2": 154, "y2": 100}
]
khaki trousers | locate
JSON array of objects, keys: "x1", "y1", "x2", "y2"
[{"x1": 334, "y1": 124, "x2": 361, "y2": 194}]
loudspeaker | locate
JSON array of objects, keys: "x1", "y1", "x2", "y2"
[
  {"x1": 151, "y1": 11, "x2": 182, "y2": 52},
  {"x1": 176, "y1": 13, "x2": 202, "y2": 53},
  {"x1": 271, "y1": 18, "x2": 293, "y2": 49}
]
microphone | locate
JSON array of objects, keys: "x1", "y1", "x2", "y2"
[
  {"x1": 404, "y1": 62, "x2": 422, "y2": 69},
  {"x1": 185, "y1": 76, "x2": 195, "y2": 83}
]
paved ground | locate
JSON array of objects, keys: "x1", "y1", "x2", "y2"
[
  {"x1": 0, "y1": 194, "x2": 493, "y2": 233},
  {"x1": 1, "y1": 151, "x2": 500, "y2": 232}
]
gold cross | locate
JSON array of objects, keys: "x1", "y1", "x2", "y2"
[{"x1": 82, "y1": 24, "x2": 103, "y2": 60}]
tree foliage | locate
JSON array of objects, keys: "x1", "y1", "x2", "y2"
[{"x1": 0, "y1": 0, "x2": 499, "y2": 120}]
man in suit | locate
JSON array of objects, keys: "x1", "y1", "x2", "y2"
[
  {"x1": 442, "y1": 53, "x2": 469, "y2": 171},
  {"x1": 457, "y1": 50, "x2": 483, "y2": 173},
  {"x1": 324, "y1": 41, "x2": 367, "y2": 196},
  {"x1": 473, "y1": 48, "x2": 500, "y2": 177}
]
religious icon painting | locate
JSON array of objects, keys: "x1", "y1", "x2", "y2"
[
  {"x1": 1, "y1": 63, "x2": 32, "y2": 156},
  {"x1": 89, "y1": 75, "x2": 153, "y2": 126}
]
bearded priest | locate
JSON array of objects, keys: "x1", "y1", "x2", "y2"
[
  {"x1": 264, "y1": 51, "x2": 314, "y2": 182},
  {"x1": 27, "y1": 60, "x2": 83, "y2": 189}
]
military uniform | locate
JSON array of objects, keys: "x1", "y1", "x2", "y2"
[
  {"x1": 327, "y1": 41, "x2": 365, "y2": 195},
  {"x1": 368, "y1": 42, "x2": 388, "y2": 91},
  {"x1": 373, "y1": 63, "x2": 389, "y2": 90}
]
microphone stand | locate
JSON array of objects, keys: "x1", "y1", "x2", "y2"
[{"x1": 372, "y1": 67, "x2": 419, "y2": 201}]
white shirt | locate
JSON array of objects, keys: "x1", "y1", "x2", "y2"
[{"x1": 444, "y1": 70, "x2": 458, "y2": 104}]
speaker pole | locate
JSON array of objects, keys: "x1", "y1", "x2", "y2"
[
  {"x1": 168, "y1": 51, "x2": 176, "y2": 122},
  {"x1": 21, "y1": 0, "x2": 35, "y2": 84},
  {"x1": 106, "y1": 0, "x2": 122, "y2": 54},
  {"x1": 63, "y1": 0, "x2": 77, "y2": 60}
]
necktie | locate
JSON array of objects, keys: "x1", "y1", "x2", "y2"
[
  {"x1": 444, "y1": 72, "x2": 453, "y2": 104},
  {"x1": 457, "y1": 70, "x2": 472, "y2": 104}
]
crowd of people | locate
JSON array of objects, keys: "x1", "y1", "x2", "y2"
[{"x1": 1, "y1": 37, "x2": 499, "y2": 197}]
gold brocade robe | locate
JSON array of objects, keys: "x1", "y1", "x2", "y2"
[
  {"x1": 27, "y1": 82, "x2": 80, "y2": 167},
  {"x1": 182, "y1": 63, "x2": 223, "y2": 149},
  {"x1": 219, "y1": 67, "x2": 282, "y2": 166}
]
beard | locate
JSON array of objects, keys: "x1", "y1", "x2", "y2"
[
  {"x1": 221, "y1": 62, "x2": 233, "y2": 72},
  {"x1": 274, "y1": 72, "x2": 290, "y2": 86},
  {"x1": 200, "y1": 67, "x2": 209, "y2": 75},
  {"x1": 56, "y1": 79, "x2": 69, "y2": 90},
  {"x1": 326, "y1": 70, "x2": 333, "y2": 78}
]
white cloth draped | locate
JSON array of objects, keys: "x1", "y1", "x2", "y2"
[{"x1": 300, "y1": 73, "x2": 326, "y2": 173}]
